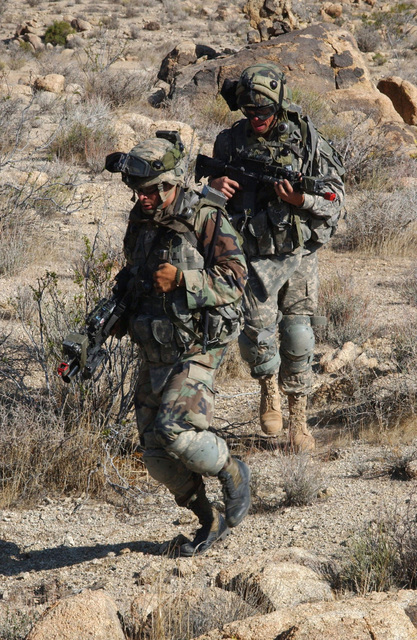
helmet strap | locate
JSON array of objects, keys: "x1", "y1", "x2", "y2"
[{"x1": 157, "y1": 183, "x2": 177, "y2": 205}]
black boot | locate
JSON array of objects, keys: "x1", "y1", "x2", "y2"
[
  {"x1": 218, "y1": 457, "x2": 251, "y2": 528},
  {"x1": 179, "y1": 486, "x2": 230, "y2": 557}
]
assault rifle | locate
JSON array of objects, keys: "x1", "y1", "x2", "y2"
[
  {"x1": 195, "y1": 153, "x2": 337, "y2": 214},
  {"x1": 57, "y1": 268, "x2": 131, "y2": 383}
]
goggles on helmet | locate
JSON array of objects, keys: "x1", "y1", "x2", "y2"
[
  {"x1": 117, "y1": 152, "x2": 176, "y2": 180},
  {"x1": 241, "y1": 104, "x2": 277, "y2": 121}
]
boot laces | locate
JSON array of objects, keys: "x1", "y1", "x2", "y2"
[
  {"x1": 219, "y1": 471, "x2": 238, "y2": 499},
  {"x1": 262, "y1": 378, "x2": 278, "y2": 410}
]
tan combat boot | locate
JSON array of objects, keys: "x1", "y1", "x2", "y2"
[
  {"x1": 259, "y1": 375, "x2": 283, "y2": 435},
  {"x1": 287, "y1": 394, "x2": 315, "y2": 453}
]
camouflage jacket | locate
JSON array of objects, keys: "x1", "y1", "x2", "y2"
[
  {"x1": 213, "y1": 112, "x2": 345, "y2": 257},
  {"x1": 123, "y1": 187, "x2": 247, "y2": 363}
]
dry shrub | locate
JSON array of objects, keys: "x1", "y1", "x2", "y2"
[
  {"x1": 0, "y1": 163, "x2": 91, "y2": 275},
  {"x1": 277, "y1": 452, "x2": 326, "y2": 507},
  {"x1": 84, "y1": 69, "x2": 152, "y2": 108},
  {"x1": 355, "y1": 25, "x2": 382, "y2": 52},
  {"x1": 340, "y1": 521, "x2": 398, "y2": 595},
  {"x1": 217, "y1": 340, "x2": 250, "y2": 382},
  {"x1": 400, "y1": 266, "x2": 417, "y2": 306},
  {"x1": 0, "y1": 96, "x2": 32, "y2": 164},
  {"x1": 392, "y1": 498, "x2": 417, "y2": 589},
  {"x1": 317, "y1": 270, "x2": 374, "y2": 347},
  {"x1": 340, "y1": 189, "x2": 417, "y2": 256},
  {"x1": 0, "y1": 191, "x2": 37, "y2": 275},
  {"x1": 390, "y1": 319, "x2": 417, "y2": 373},
  {"x1": 48, "y1": 99, "x2": 118, "y2": 172},
  {"x1": 341, "y1": 498, "x2": 417, "y2": 595},
  {"x1": 0, "y1": 398, "x2": 106, "y2": 508},
  {"x1": 166, "y1": 93, "x2": 239, "y2": 145},
  {"x1": 0, "y1": 609, "x2": 35, "y2": 640},
  {"x1": 0, "y1": 238, "x2": 140, "y2": 507}
]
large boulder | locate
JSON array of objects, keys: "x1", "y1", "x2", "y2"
[
  {"x1": 243, "y1": 0, "x2": 301, "y2": 39},
  {"x1": 194, "y1": 589, "x2": 417, "y2": 640},
  {"x1": 161, "y1": 23, "x2": 416, "y2": 155},
  {"x1": 377, "y1": 76, "x2": 417, "y2": 126},
  {"x1": 215, "y1": 548, "x2": 334, "y2": 613},
  {"x1": 165, "y1": 24, "x2": 372, "y2": 103},
  {"x1": 26, "y1": 589, "x2": 125, "y2": 640},
  {"x1": 33, "y1": 74, "x2": 65, "y2": 94}
]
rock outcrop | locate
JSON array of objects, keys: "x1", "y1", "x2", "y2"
[
  {"x1": 377, "y1": 76, "x2": 417, "y2": 126},
  {"x1": 160, "y1": 23, "x2": 416, "y2": 156},
  {"x1": 26, "y1": 589, "x2": 125, "y2": 640}
]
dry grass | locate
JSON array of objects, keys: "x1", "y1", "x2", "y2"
[
  {"x1": 277, "y1": 452, "x2": 327, "y2": 507},
  {"x1": 340, "y1": 495, "x2": 417, "y2": 595},
  {"x1": 316, "y1": 269, "x2": 374, "y2": 348},
  {"x1": 339, "y1": 189, "x2": 417, "y2": 257},
  {"x1": 48, "y1": 99, "x2": 118, "y2": 172},
  {"x1": 0, "y1": 239, "x2": 140, "y2": 507}
]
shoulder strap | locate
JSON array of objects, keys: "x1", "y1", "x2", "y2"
[
  {"x1": 299, "y1": 115, "x2": 319, "y2": 175},
  {"x1": 301, "y1": 114, "x2": 345, "y2": 179},
  {"x1": 231, "y1": 119, "x2": 249, "y2": 157}
]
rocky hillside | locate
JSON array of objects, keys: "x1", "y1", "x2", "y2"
[{"x1": 1, "y1": 0, "x2": 417, "y2": 639}]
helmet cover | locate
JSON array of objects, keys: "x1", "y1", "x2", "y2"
[
  {"x1": 236, "y1": 62, "x2": 291, "y2": 110},
  {"x1": 122, "y1": 136, "x2": 186, "y2": 189}
]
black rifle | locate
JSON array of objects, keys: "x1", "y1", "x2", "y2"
[
  {"x1": 195, "y1": 153, "x2": 336, "y2": 217},
  {"x1": 57, "y1": 268, "x2": 131, "y2": 383}
]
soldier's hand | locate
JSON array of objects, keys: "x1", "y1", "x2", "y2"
[
  {"x1": 153, "y1": 263, "x2": 184, "y2": 293},
  {"x1": 210, "y1": 176, "x2": 241, "y2": 200},
  {"x1": 274, "y1": 179, "x2": 305, "y2": 207}
]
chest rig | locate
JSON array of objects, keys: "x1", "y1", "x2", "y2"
[
  {"x1": 123, "y1": 189, "x2": 241, "y2": 364},
  {"x1": 226, "y1": 114, "x2": 317, "y2": 257}
]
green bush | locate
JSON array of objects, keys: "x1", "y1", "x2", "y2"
[
  {"x1": 44, "y1": 21, "x2": 75, "y2": 46},
  {"x1": 341, "y1": 521, "x2": 398, "y2": 594}
]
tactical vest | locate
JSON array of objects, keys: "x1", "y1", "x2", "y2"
[
  {"x1": 226, "y1": 111, "x2": 344, "y2": 257},
  {"x1": 124, "y1": 189, "x2": 241, "y2": 364}
]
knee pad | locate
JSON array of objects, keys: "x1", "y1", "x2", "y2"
[
  {"x1": 166, "y1": 429, "x2": 229, "y2": 476},
  {"x1": 279, "y1": 315, "x2": 315, "y2": 374}
]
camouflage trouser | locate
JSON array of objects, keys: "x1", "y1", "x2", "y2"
[
  {"x1": 238, "y1": 251, "x2": 319, "y2": 395},
  {"x1": 134, "y1": 345, "x2": 230, "y2": 506}
]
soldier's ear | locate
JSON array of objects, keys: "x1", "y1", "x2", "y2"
[{"x1": 220, "y1": 79, "x2": 239, "y2": 111}]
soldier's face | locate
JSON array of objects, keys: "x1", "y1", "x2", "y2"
[
  {"x1": 137, "y1": 183, "x2": 176, "y2": 212},
  {"x1": 248, "y1": 112, "x2": 276, "y2": 136}
]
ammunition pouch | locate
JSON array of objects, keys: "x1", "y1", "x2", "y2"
[
  {"x1": 244, "y1": 204, "x2": 300, "y2": 257},
  {"x1": 129, "y1": 315, "x2": 187, "y2": 364},
  {"x1": 204, "y1": 304, "x2": 242, "y2": 345},
  {"x1": 307, "y1": 213, "x2": 339, "y2": 246}
]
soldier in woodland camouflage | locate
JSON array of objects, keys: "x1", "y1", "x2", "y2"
[
  {"x1": 210, "y1": 63, "x2": 345, "y2": 451},
  {"x1": 105, "y1": 133, "x2": 251, "y2": 556}
]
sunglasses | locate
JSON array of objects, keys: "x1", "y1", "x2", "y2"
[{"x1": 241, "y1": 105, "x2": 277, "y2": 121}]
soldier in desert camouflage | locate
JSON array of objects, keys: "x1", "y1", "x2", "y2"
[
  {"x1": 210, "y1": 63, "x2": 345, "y2": 452},
  {"x1": 105, "y1": 132, "x2": 250, "y2": 556}
]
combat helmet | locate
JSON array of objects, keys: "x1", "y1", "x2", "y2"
[
  {"x1": 220, "y1": 62, "x2": 292, "y2": 113},
  {"x1": 105, "y1": 131, "x2": 186, "y2": 192},
  {"x1": 236, "y1": 63, "x2": 291, "y2": 110}
]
